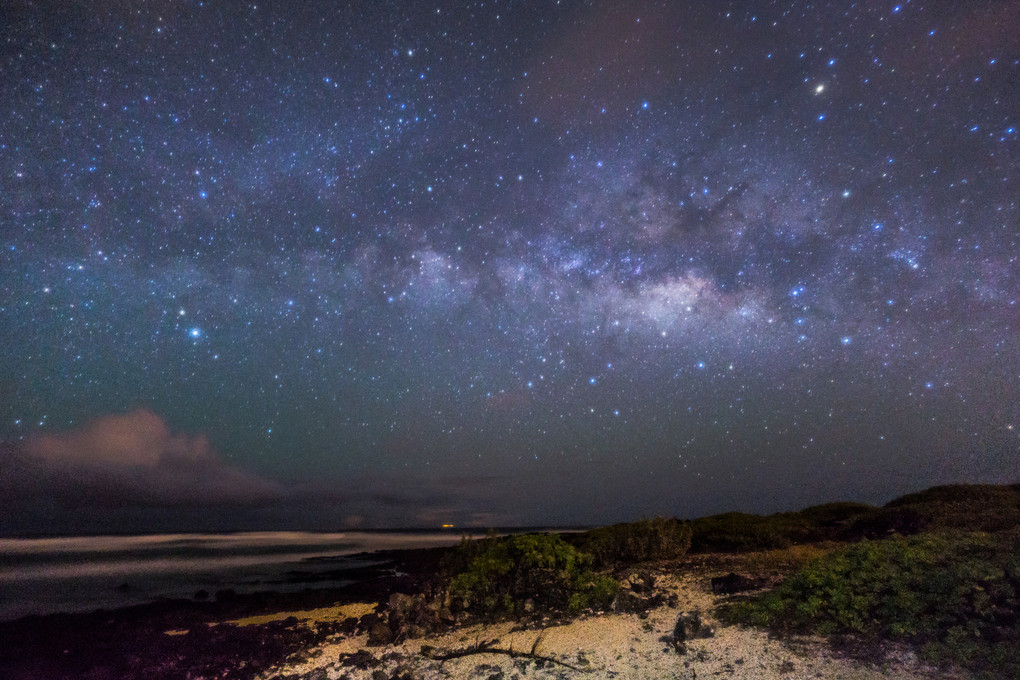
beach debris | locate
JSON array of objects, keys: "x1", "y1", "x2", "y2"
[{"x1": 420, "y1": 633, "x2": 591, "y2": 672}]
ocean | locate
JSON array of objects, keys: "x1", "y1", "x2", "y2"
[{"x1": 0, "y1": 531, "x2": 479, "y2": 622}]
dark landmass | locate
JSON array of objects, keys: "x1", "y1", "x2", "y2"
[
  {"x1": 0, "y1": 547, "x2": 448, "y2": 680},
  {"x1": 2, "y1": 482, "x2": 1018, "y2": 680}
]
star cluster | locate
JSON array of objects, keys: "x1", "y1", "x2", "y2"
[{"x1": 2, "y1": 1, "x2": 1018, "y2": 527}]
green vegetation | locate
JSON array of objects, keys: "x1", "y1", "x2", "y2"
[
  {"x1": 725, "y1": 530, "x2": 1020, "y2": 678},
  {"x1": 688, "y1": 511, "x2": 817, "y2": 552},
  {"x1": 434, "y1": 481, "x2": 1019, "y2": 677},
  {"x1": 884, "y1": 483, "x2": 1020, "y2": 533},
  {"x1": 737, "y1": 543, "x2": 836, "y2": 576},
  {"x1": 447, "y1": 533, "x2": 617, "y2": 616},
  {"x1": 575, "y1": 517, "x2": 692, "y2": 567}
]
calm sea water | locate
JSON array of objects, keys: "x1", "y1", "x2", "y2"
[{"x1": 0, "y1": 531, "x2": 477, "y2": 622}]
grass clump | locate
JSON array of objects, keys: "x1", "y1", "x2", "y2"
[
  {"x1": 726, "y1": 531, "x2": 1020, "y2": 677},
  {"x1": 576, "y1": 517, "x2": 692, "y2": 567},
  {"x1": 447, "y1": 533, "x2": 617, "y2": 616},
  {"x1": 738, "y1": 543, "x2": 836, "y2": 577}
]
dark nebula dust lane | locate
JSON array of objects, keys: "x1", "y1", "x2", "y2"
[{"x1": 1, "y1": 1, "x2": 1018, "y2": 531}]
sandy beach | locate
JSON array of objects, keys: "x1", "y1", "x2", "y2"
[{"x1": 260, "y1": 570, "x2": 970, "y2": 680}]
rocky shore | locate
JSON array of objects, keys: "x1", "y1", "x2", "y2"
[
  {"x1": 0, "y1": 546, "x2": 448, "y2": 680},
  {"x1": 6, "y1": 484, "x2": 1016, "y2": 679},
  {"x1": 263, "y1": 567, "x2": 967, "y2": 680}
]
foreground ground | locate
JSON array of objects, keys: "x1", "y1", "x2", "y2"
[{"x1": 261, "y1": 566, "x2": 970, "y2": 680}]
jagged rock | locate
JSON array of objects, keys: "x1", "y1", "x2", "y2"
[
  {"x1": 711, "y1": 572, "x2": 758, "y2": 594},
  {"x1": 368, "y1": 620, "x2": 394, "y2": 646},
  {"x1": 385, "y1": 592, "x2": 448, "y2": 640},
  {"x1": 626, "y1": 572, "x2": 655, "y2": 593},
  {"x1": 673, "y1": 610, "x2": 714, "y2": 644},
  {"x1": 338, "y1": 649, "x2": 382, "y2": 669}
]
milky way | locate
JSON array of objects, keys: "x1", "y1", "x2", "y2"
[{"x1": 1, "y1": 1, "x2": 1018, "y2": 530}]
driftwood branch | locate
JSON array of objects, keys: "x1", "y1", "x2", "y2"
[{"x1": 420, "y1": 635, "x2": 588, "y2": 672}]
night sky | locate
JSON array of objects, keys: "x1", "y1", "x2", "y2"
[{"x1": 2, "y1": 1, "x2": 1018, "y2": 534}]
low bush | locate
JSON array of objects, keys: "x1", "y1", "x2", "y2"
[
  {"x1": 447, "y1": 533, "x2": 617, "y2": 616},
  {"x1": 884, "y1": 484, "x2": 1020, "y2": 533},
  {"x1": 796, "y1": 502, "x2": 875, "y2": 527},
  {"x1": 688, "y1": 511, "x2": 815, "y2": 553},
  {"x1": 576, "y1": 517, "x2": 692, "y2": 567},
  {"x1": 725, "y1": 530, "x2": 1020, "y2": 678}
]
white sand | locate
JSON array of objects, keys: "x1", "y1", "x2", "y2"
[{"x1": 260, "y1": 573, "x2": 971, "y2": 680}]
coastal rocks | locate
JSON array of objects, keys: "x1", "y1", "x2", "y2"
[
  {"x1": 674, "y1": 610, "x2": 714, "y2": 641},
  {"x1": 364, "y1": 592, "x2": 453, "y2": 646},
  {"x1": 386, "y1": 592, "x2": 452, "y2": 640},
  {"x1": 360, "y1": 612, "x2": 394, "y2": 646},
  {"x1": 367, "y1": 619, "x2": 394, "y2": 646},
  {"x1": 614, "y1": 571, "x2": 665, "y2": 613},
  {"x1": 665, "y1": 610, "x2": 715, "y2": 654}
]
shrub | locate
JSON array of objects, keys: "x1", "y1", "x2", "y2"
[
  {"x1": 795, "y1": 502, "x2": 875, "y2": 527},
  {"x1": 577, "y1": 517, "x2": 692, "y2": 567},
  {"x1": 726, "y1": 531, "x2": 1020, "y2": 678},
  {"x1": 688, "y1": 512, "x2": 814, "y2": 553},
  {"x1": 447, "y1": 533, "x2": 617, "y2": 616},
  {"x1": 884, "y1": 484, "x2": 1020, "y2": 533}
]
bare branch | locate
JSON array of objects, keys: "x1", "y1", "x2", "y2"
[{"x1": 420, "y1": 635, "x2": 589, "y2": 672}]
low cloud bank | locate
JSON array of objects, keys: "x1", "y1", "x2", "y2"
[{"x1": 7, "y1": 409, "x2": 281, "y2": 510}]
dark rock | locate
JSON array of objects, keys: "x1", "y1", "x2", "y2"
[
  {"x1": 780, "y1": 659, "x2": 797, "y2": 673},
  {"x1": 338, "y1": 649, "x2": 382, "y2": 669},
  {"x1": 626, "y1": 572, "x2": 656, "y2": 593},
  {"x1": 711, "y1": 572, "x2": 758, "y2": 595},
  {"x1": 339, "y1": 616, "x2": 359, "y2": 635},
  {"x1": 360, "y1": 611, "x2": 382, "y2": 630},
  {"x1": 473, "y1": 663, "x2": 504, "y2": 680},
  {"x1": 193, "y1": 589, "x2": 210, "y2": 601},
  {"x1": 368, "y1": 620, "x2": 394, "y2": 646},
  {"x1": 371, "y1": 670, "x2": 389, "y2": 680},
  {"x1": 674, "y1": 610, "x2": 714, "y2": 643},
  {"x1": 386, "y1": 592, "x2": 446, "y2": 641}
]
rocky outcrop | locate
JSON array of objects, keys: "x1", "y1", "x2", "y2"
[{"x1": 664, "y1": 610, "x2": 715, "y2": 654}]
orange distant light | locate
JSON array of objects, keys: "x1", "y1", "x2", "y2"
[{"x1": 441, "y1": 524, "x2": 454, "y2": 529}]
